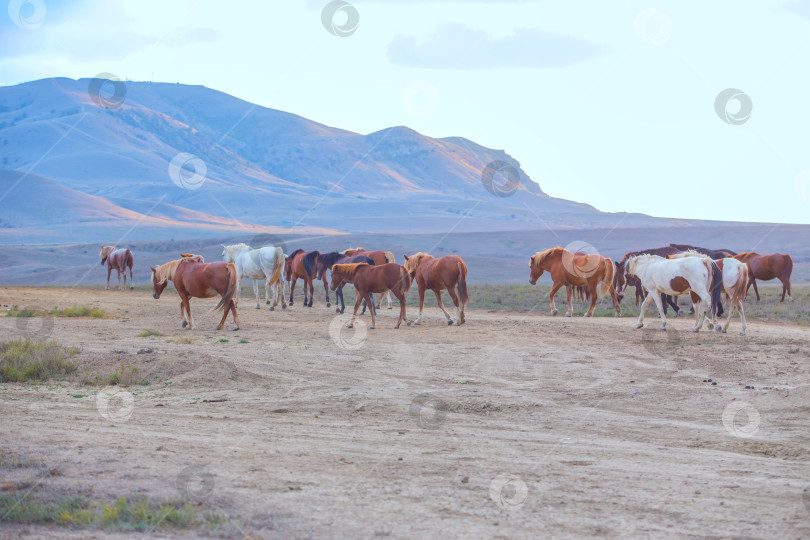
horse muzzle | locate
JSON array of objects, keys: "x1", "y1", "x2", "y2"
[
  {"x1": 529, "y1": 279, "x2": 536, "y2": 285},
  {"x1": 152, "y1": 293, "x2": 160, "y2": 299}
]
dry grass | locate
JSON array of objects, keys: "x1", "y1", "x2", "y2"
[{"x1": 0, "y1": 339, "x2": 79, "y2": 383}]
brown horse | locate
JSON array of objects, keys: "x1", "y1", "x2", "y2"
[
  {"x1": 150, "y1": 258, "x2": 240, "y2": 331},
  {"x1": 342, "y1": 247, "x2": 396, "y2": 309},
  {"x1": 100, "y1": 246, "x2": 134, "y2": 290},
  {"x1": 284, "y1": 249, "x2": 319, "y2": 307},
  {"x1": 529, "y1": 247, "x2": 621, "y2": 317},
  {"x1": 402, "y1": 253, "x2": 469, "y2": 326},
  {"x1": 330, "y1": 262, "x2": 412, "y2": 329},
  {"x1": 733, "y1": 252, "x2": 793, "y2": 302}
]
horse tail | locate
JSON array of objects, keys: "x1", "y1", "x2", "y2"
[
  {"x1": 302, "y1": 251, "x2": 319, "y2": 278},
  {"x1": 703, "y1": 258, "x2": 723, "y2": 316},
  {"x1": 398, "y1": 266, "x2": 412, "y2": 294},
  {"x1": 598, "y1": 257, "x2": 614, "y2": 299},
  {"x1": 124, "y1": 249, "x2": 134, "y2": 269},
  {"x1": 215, "y1": 262, "x2": 238, "y2": 312},
  {"x1": 784, "y1": 253, "x2": 794, "y2": 278},
  {"x1": 457, "y1": 260, "x2": 469, "y2": 305},
  {"x1": 735, "y1": 261, "x2": 749, "y2": 302},
  {"x1": 268, "y1": 247, "x2": 284, "y2": 286},
  {"x1": 384, "y1": 251, "x2": 395, "y2": 264}
]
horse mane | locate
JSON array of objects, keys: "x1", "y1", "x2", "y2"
[
  {"x1": 670, "y1": 249, "x2": 707, "y2": 259},
  {"x1": 153, "y1": 259, "x2": 183, "y2": 284},
  {"x1": 384, "y1": 251, "x2": 395, "y2": 263},
  {"x1": 618, "y1": 246, "x2": 678, "y2": 264},
  {"x1": 670, "y1": 243, "x2": 736, "y2": 258},
  {"x1": 530, "y1": 247, "x2": 564, "y2": 267},
  {"x1": 318, "y1": 251, "x2": 344, "y2": 268},
  {"x1": 353, "y1": 255, "x2": 375, "y2": 265},
  {"x1": 288, "y1": 248, "x2": 305, "y2": 259},
  {"x1": 332, "y1": 262, "x2": 370, "y2": 276},
  {"x1": 340, "y1": 246, "x2": 364, "y2": 255},
  {"x1": 181, "y1": 253, "x2": 204, "y2": 262}
]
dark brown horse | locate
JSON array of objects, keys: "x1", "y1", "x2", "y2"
[
  {"x1": 100, "y1": 246, "x2": 134, "y2": 290},
  {"x1": 150, "y1": 258, "x2": 240, "y2": 331},
  {"x1": 402, "y1": 253, "x2": 469, "y2": 326},
  {"x1": 330, "y1": 262, "x2": 412, "y2": 329},
  {"x1": 284, "y1": 249, "x2": 319, "y2": 307},
  {"x1": 733, "y1": 252, "x2": 793, "y2": 302},
  {"x1": 530, "y1": 247, "x2": 621, "y2": 317},
  {"x1": 342, "y1": 248, "x2": 396, "y2": 309}
]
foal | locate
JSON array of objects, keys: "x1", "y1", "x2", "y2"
[{"x1": 330, "y1": 262, "x2": 412, "y2": 329}]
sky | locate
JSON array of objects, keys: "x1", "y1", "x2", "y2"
[{"x1": 1, "y1": 0, "x2": 809, "y2": 224}]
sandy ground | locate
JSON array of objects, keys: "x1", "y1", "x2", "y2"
[{"x1": 1, "y1": 286, "x2": 810, "y2": 539}]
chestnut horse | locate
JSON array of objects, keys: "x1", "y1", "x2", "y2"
[
  {"x1": 284, "y1": 249, "x2": 319, "y2": 307},
  {"x1": 330, "y1": 262, "x2": 412, "y2": 329},
  {"x1": 316, "y1": 252, "x2": 376, "y2": 313},
  {"x1": 529, "y1": 247, "x2": 621, "y2": 317},
  {"x1": 342, "y1": 247, "x2": 396, "y2": 309},
  {"x1": 402, "y1": 253, "x2": 468, "y2": 326},
  {"x1": 151, "y1": 258, "x2": 240, "y2": 331},
  {"x1": 100, "y1": 246, "x2": 134, "y2": 290},
  {"x1": 733, "y1": 252, "x2": 793, "y2": 302}
]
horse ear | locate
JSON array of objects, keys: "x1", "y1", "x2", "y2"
[
  {"x1": 150, "y1": 266, "x2": 156, "y2": 272},
  {"x1": 403, "y1": 254, "x2": 409, "y2": 261}
]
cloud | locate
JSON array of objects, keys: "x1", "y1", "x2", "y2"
[
  {"x1": 162, "y1": 27, "x2": 220, "y2": 48},
  {"x1": 388, "y1": 24, "x2": 601, "y2": 69},
  {"x1": 786, "y1": 0, "x2": 810, "y2": 20}
]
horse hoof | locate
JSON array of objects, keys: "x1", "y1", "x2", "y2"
[
  {"x1": 369, "y1": 326, "x2": 375, "y2": 330},
  {"x1": 347, "y1": 324, "x2": 353, "y2": 329},
  {"x1": 129, "y1": 286, "x2": 134, "y2": 290},
  {"x1": 691, "y1": 328, "x2": 699, "y2": 333},
  {"x1": 233, "y1": 326, "x2": 240, "y2": 331},
  {"x1": 635, "y1": 323, "x2": 643, "y2": 329},
  {"x1": 327, "y1": 303, "x2": 331, "y2": 307},
  {"x1": 282, "y1": 304, "x2": 287, "y2": 309},
  {"x1": 255, "y1": 305, "x2": 260, "y2": 309},
  {"x1": 551, "y1": 310, "x2": 558, "y2": 316},
  {"x1": 269, "y1": 307, "x2": 274, "y2": 311},
  {"x1": 407, "y1": 321, "x2": 413, "y2": 327},
  {"x1": 266, "y1": 300, "x2": 271, "y2": 304},
  {"x1": 739, "y1": 330, "x2": 746, "y2": 336},
  {"x1": 182, "y1": 321, "x2": 188, "y2": 328},
  {"x1": 216, "y1": 325, "x2": 224, "y2": 330},
  {"x1": 335, "y1": 308, "x2": 341, "y2": 314},
  {"x1": 447, "y1": 319, "x2": 454, "y2": 326},
  {"x1": 659, "y1": 326, "x2": 666, "y2": 331}
]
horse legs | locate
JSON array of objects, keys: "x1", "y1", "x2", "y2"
[
  {"x1": 393, "y1": 289, "x2": 410, "y2": 328},
  {"x1": 217, "y1": 299, "x2": 240, "y2": 331},
  {"x1": 348, "y1": 293, "x2": 363, "y2": 329},
  {"x1": 548, "y1": 282, "x2": 564, "y2": 316},
  {"x1": 584, "y1": 284, "x2": 599, "y2": 317},
  {"x1": 780, "y1": 276, "x2": 792, "y2": 302},
  {"x1": 636, "y1": 292, "x2": 655, "y2": 329},
  {"x1": 336, "y1": 283, "x2": 345, "y2": 314},
  {"x1": 180, "y1": 301, "x2": 188, "y2": 328},
  {"x1": 363, "y1": 292, "x2": 376, "y2": 329},
  {"x1": 129, "y1": 264, "x2": 134, "y2": 290},
  {"x1": 748, "y1": 274, "x2": 759, "y2": 302},
  {"x1": 386, "y1": 290, "x2": 393, "y2": 310},
  {"x1": 413, "y1": 284, "x2": 426, "y2": 325},
  {"x1": 445, "y1": 286, "x2": 462, "y2": 326},
  {"x1": 323, "y1": 275, "x2": 331, "y2": 307},
  {"x1": 265, "y1": 279, "x2": 274, "y2": 311},
  {"x1": 433, "y1": 290, "x2": 454, "y2": 325},
  {"x1": 692, "y1": 290, "x2": 711, "y2": 333},
  {"x1": 178, "y1": 293, "x2": 194, "y2": 329},
  {"x1": 105, "y1": 266, "x2": 112, "y2": 290},
  {"x1": 564, "y1": 285, "x2": 574, "y2": 317},
  {"x1": 252, "y1": 279, "x2": 261, "y2": 309},
  {"x1": 307, "y1": 278, "x2": 314, "y2": 307},
  {"x1": 289, "y1": 277, "x2": 297, "y2": 306}
]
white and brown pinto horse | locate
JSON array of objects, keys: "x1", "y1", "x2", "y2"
[
  {"x1": 669, "y1": 251, "x2": 749, "y2": 335},
  {"x1": 624, "y1": 254, "x2": 720, "y2": 332},
  {"x1": 100, "y1": 246, "x2": 134, "y2": 290},
  {"x1": 529, "y1": 247, "x2": 621, "y2": 317},
  {"x1": 221, "y1": 243, "x2": 286, "y2": 310}
]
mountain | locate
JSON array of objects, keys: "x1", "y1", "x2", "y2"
[{"x1": 0, "y1": 77, "x2": 707, "y2": 243}]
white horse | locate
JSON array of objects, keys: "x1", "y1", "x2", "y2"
[
  {"x1": 624, "y1": 254, "x2": 718, "y2": 332},
  {"x1": 669, "y1": 251, "x2": 749, "y2": 335},
  {"x1": 221, "y1": 243, "x2": 286, "y2": 310}
]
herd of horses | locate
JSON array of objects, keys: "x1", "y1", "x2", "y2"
[{"x1": 98, "y1": 242, "x2": 794, "y2": 336}]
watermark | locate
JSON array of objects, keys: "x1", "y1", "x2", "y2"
[
  {"x1": 481, "y1": 161, "x2": 520, "y2": 198},
  {"x1": 401, "y1": 81, "x2": 440, "y2": 118},
  {"x1": 489, "y1": 474, "x2": 528, "y2": 510},
  {"x1": 321, "y1": 0, "x2": 359, "y2": 37},
  {"x1": 802, "y1": 485, "x2": 810, "y2": 516},
  {"x1": 795, "y1": 169, "x2": 810, "y2": 206},
  {"x1": 409, "y1": 393, "x2": 447, "y2": 429},
  {"x1": 641, "y1": 326, "x2": 681, "y2": 357},
  {"x1": 88, "y1": 73, "x2": 127, "y2": 110},
  {"x1": 168, "y1": 152, "x2": 207, "y2": 190},
  {"x1": 15, "y1": 307, "x2": 54, "y2": 341},
  {"x1": 8, "y1": 0, "x2": 46, "y2": 29},
  {"x1": 176, "y1": 465, "x2": 215, "y2": 502},
  {"x1": 561, "y1": 241, "x2": 600, "y2": 279},
  {"x1": 329, "y1": 313, "x2": 367, "y2": 350},
  {"x1": 722, "y1": 401, "x2": 759, "y2": 438},
  {"x1": 715, "y1": 88, "x2": 752, "y2": 125},
  {"x1": 96, "y1": 387, "x2": 135, "y2": 423},
  {"x1": 634, "y1": 8, "x2": 672, "y2": 45}
]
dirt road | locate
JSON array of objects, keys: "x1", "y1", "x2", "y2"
[{"x1": 1, "y1": 286, "x2": 809, "y2": 538}]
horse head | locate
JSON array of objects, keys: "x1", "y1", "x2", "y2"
[
  {"x1": 150, "y1": 266, "x2": 169, "y2": 299},
  {"x1": 100, "y1": 246, "x2": 112, "y2": 265}
]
